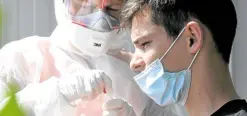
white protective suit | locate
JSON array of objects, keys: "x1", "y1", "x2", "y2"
[
  {"x1": 0, "y1": 0, "x2": 150, "y2": 115},
  {"x1": 102, "y1": 96, "x2": 190, "y2": 116}
]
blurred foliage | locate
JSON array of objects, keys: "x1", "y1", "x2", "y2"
[
  {"x1": 0, "y1": 4, "x2": 26, "y2": 116},
  {"x1": 0, "y1": 84, "x2": 26, "y2": 116}
]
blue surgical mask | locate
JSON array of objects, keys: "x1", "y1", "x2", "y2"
[{"x1": 134, "y1": 27, "x2": 200, "y2": 106}]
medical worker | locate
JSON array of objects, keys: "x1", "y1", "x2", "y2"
[
  {"x1": 0, "y1": 0, "x2": 149, "y2": 115},
  {"x1": 102, "y1": 0, "x2": 247, "y2": 116}
]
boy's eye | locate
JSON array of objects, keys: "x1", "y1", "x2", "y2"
[{"x1": 140, "y1": 41, "x2": 151, "y2": 51}]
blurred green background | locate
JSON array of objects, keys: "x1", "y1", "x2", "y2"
[{"x1": 0, "y1": 4, "x2": 26, "y2": 116}]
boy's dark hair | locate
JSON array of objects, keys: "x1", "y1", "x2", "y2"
[{"x1": 121, "y1": 0, "x2": 237, "y2": 63}]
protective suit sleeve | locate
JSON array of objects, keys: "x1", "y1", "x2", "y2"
[
  {"x1": 0, "y1": 38, "x2": 75, "y2": 116},
  {"x1": 0, "y1": 68, "x2": 113, "y2": 116},
  {"x1": 0, "y1": 77, "x2": 76, "y2": 116},
  {"x1": 0, "y1": 36, "x2": 114, "y2": 115},
  {"x1": 0, "y1": 38, "x2": 33, "y2": 102},
  {"x1": 0, "y1": 79, "x2": 9, "y2": 104},
  {"x1": 0, "y1": 63, "x2": 112, "y2": 116}
]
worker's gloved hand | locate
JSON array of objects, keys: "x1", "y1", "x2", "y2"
[
  {"x1": 58, "y1": 70, "x2": 112, "y2": 102},
  {"x1": 102, "y1": 99, "x2": 136, "y2": 116}
]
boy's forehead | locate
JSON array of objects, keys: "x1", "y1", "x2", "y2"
[
  {"x1": 131, "y1": 8, "x2": 154, "y2": 41},
  {"x1": 131, "y1": 5, "x2": 152, "y2": 29}
]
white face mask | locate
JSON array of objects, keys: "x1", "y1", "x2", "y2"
[
  {"x1": 53, "y1": 0, "x2": 132, "y2": 57},
  {"x1": 67, "y1": 22, "x2": 119, "y2": 57}
]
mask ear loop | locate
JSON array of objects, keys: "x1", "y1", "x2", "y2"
[
  {"x1": 187, "y1": 48, "x2": 200, "y2": 70},
  {"x1": 160, "y1": 26, "x2": 187, "y2": 61}
]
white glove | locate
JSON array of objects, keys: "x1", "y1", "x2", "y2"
[
  {"x1": 102, "y1": 99, "x2": 136, "y2": 116},
  {"x1": 58, "y1": 70, "x2": 113, "y2": 102}
]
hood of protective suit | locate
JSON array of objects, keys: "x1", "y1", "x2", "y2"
[
  {"x1": 52, "y1": 0, "x2": 134, "y2": 57},
  {"x1": 54, "y1": 0, "x2": 68, "y2": 25}
]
